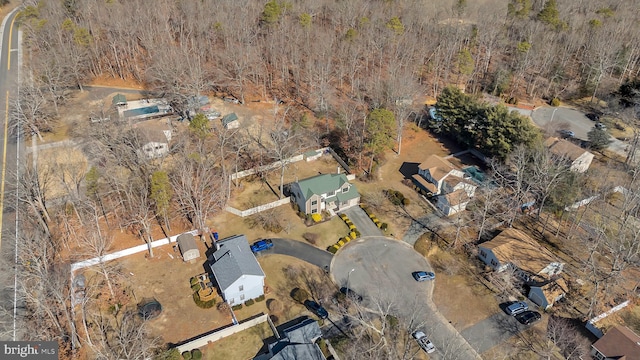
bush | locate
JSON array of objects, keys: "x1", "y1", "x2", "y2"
[
  {"x1": 245, "y1": 299, "x2": 255, "y2": 306},
  {"x1": 354, "y1": 229, "x2": 361, "y2": 237},
  {"x1": 339, "y1": 214, "x2": 348, "y2": 220},
  {"x1": 384, "y1": 189, "x2": 407, "y2": 206},
  {"x1": 182, "y1": 351, "x2": 192, "y2": 360},
  {"x1": 292, "y1": 288, "x2": 310, "y2": 303},
  {"x1": 328, "y1": 246, "x2": 338, "y2": 254},
  {"x1": 380, "y1": 223, "x2": 388, "y2": 231},
  {"x1": 349, "y1": 231, "x2": 356, "y2": 238},
  {"x1": 190, "y1": 277, "x2": 199, "y2": 286},
  {"x1": 191, "y1": 349, "x2": 202, "y2": 360},
  {"x1": 217, "y1": 302, "x2": 230, "y2": 312},
  {"x1": 303, "y1": 232, "x2": 319, "y2": 244},
  {"x1": 311, "y1": 213, "x2": 322, "y2": 222},
  {"x1": 550, "y1": 97, "x2": 560, "y2": 106},
  {"x1": 401, "y1": 198, "x2": 410, "y2": 206},
  {"x1": 231, "y1": 304, "x2": 243, "y2": 311},
  {"x1": 337, "y1": 240, "x2": 345, "y2": 247},
  {"x1": 255, "y1": 295, "x2": 266, "y2": 302},
  {"x1": 267, "y1": 299, "x2": 282, "y2": 312},
  {"x1": 191, "y1": 282, "x2": 201, "y2": 292},
  {"x1": 349, "y1": 224, "x2": 356, "y2": 230},
  {"x1": 192, "y1": 293, "x2": 216, "y2": 309},
  {"x1": 270, "y1": 314, "x2": 279, "y2": 324}
]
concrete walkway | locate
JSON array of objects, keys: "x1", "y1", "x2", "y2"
[{"x1": 341, "y1": 206, "x2": 382, "y2": 237}]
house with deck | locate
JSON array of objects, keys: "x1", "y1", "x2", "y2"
[
  {"x1": 544, "y1": 137, "x2": 594, "y2": 173},
  {"x1": 478, "y1": 228, "x2": 567, "y2": 309},
  {"x1": 207, "y1": 235, "x2": 265, "y2": 305},
  {"x1": 412, "y1": 154, "x2": 477, "y2": 215}
]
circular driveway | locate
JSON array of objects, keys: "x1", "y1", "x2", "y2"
[{"x1": 332, "y1": 236, "x2": 481, "y2": 359}]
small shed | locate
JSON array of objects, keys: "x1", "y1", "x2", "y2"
[
  {"x1": 112, "y1": 93, "x2": 127, "y2": 106},
  {"x1": 177, "y1": 233, "x2": 200, "y2": 262},
  {"x1": 221, "y1": 113, "x2": 240, "y2": 129}
]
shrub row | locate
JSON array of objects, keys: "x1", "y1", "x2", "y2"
[
  {"x1": 328, "y1": 213, "x2": 361, "y2": 253},
  {"x1": 360, "y1": 204, "x2": 389, "y2": 232},
  {"x1": 245, "y1": 299, "x2": 255, "y2": 306},
  {"x1": 182, "y1": 349, "x2": 202, "y2": 360},
  {"x1": 231, "y1": 304, "x2": 243, "y2": 311},
  {"x1": 384, "y1": 189, "x2": 410, "y2": 206}
]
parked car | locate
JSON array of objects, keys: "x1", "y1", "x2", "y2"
[
  {"x1": 340, "y1": 287, "x2": 364, "y2": 302},
  {"x1": 595, "y1": 122, "x2": 607, "y2": 130},
  {"x1": 412, "y1": 271, "x2": 435, "y2": 282},
  {"x1": 585, "y1": 113, "x2": 600, "y2": 122},
  {"x1": 558, "y1": 129, "x2": 575, "y2": 138},
  {"x1": 305, "y1": 300, "x2": 328, "y2": 319},
  {"x1": 223, "y1": 96, "x2": 240, "y2": 104},
  {"x1": 250, "y1": 239, "x2": 273, "y2": 253},
  {"x1": 505, "y1": 301, "x2": 529, "y2": 316},
  {"x1": 412, "y1": 331, "x2": 436, "y2": 354},
  {"x1": 515, "y1": 310, "x2": 541, "y2": 325}
]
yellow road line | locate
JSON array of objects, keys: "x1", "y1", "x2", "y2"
[
  {"x1": 0, "y1": 91, "x2": 8, "y2": 246},
  {"x1": 7, "y1": 12, "x2": 16, "y2": 70}
]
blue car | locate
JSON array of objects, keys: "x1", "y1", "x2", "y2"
[
  {"x1": 250, "y1": 239, "x2": 273, "y2": 253},
  {"x1": 412, "y1": 271, "x2": 435, "y2": 282},
  {"x1": 305, "y1": 300, "x2": 328, "y2": 319}
]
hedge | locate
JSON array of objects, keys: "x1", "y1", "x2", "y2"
[
  {"x1": 231, "y1": 304, "x2": 243, "y2": 311},
  {"x1": 328, "y1": 246, "x2": 338, "y2": 254},
  {"x1": 255, "y1": 295, "x2": 266, "y2": 302},
  {"x1": 339, "y1": 214, "x2": 348, "y2": 220},
  {"x1": 349, "y1": 231, "x2": 356, "y2": 238},
  {"x1": 192, "y1": 293, "x2": 216, "y2": 309},
  {"x1": 245, "y1": 299, "x2": 255, "y2": 306},
  {"x1": 191, "y1": 349, "x2": 202, "y2": 360},
  {"x1": 311, "y1": 213, "x2": 322, "y2": 222}
]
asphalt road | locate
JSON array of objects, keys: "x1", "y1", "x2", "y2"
[
  {"x1": 0, "y1": 6, "x2": 22, "y2": 341},
  {"x1": 255, "y1": 238, "x2": 333, "y2": 270},
  {"x1": 332, "y1": 237, "x2": 482, "y2": 360}
]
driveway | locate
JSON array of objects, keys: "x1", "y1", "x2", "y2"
[
  {"x1": 256, "y1": 238, "x2": 333, "y2": 270},
  {"x1": 332, "y1": 237, "x2": 481, "y2": 360},
  {"x1": 531, "y1": 106, "x2": 629, "y2": 158},
  {"x1": 460, "y1": 311, "x2": 528, "y2": 354},
  {"x1": 402, "y1": 213, "x2": 450, "y2": 246},
  {"x1": 341, "y1": 206, "x2": 383, "y2": 237}
]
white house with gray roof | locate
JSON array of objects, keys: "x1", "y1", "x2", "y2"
[
  {"x1": 207, "y1": 235, "x2": 265, "y2": 305},
  {"x1": 289, "y1": 173, "x2": 360, "y2": 215}
]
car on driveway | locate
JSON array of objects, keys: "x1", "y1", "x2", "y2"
[
  {"x1": 305, "y1": 300, "x2": 328, "y2": 319},
  {"x1": 412, "y1": 271, "x2": 435, "y2": 282},
  {"x1": 558, "y1": 129, "x2": 575, "y2": 138},
  {"x1": 250, "y1": 239, "x2": 273, "y2": 253},
  {"x1": 586, "y1": 113, "x2": 600, "y2": 122},
  {"x1": 515, "y1": 310, "x2": 541, "y2": 325},
  {"x1": 412, "y1": 331, "x2": 436, "y2": 354},
  {"x1": 505, "y1": 301, "x2": 528, "y2": 316}
]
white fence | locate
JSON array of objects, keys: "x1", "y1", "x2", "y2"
[
  {"x1": 230, "y1": 147, "x2": 338, "y2": 181},
  {"x1": 585, "y1": 300, "x2": 630, "y2": 338},
  {"x1": 176, "y1": 313, "x2": 268, "y2": 353},
  {"x1": 225, "y1": 197, "x2": 291, "y2": 217},
  {"x1": 70, "y1": 230, "x2": 199, "y2": 272}
]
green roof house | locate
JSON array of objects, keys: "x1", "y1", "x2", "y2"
[
  {"x1": 112, "y1": 93, "x2": 127, "y2": 106},
  {"x1": 221, "y1": 113, "x2": 239, "y2": 129},
  {"x1": 290, "y1": 173, "x2": 360, "y2": 215}
]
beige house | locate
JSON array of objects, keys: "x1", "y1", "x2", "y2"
[
  {"x1": 544, "y1": 137, "x2": 594, "y2": 173},
  {"x1": 290, "y1": 173, "x2": 360, "y2": 215},
  {"x1": 412, "y1": 155, "x2": 477, "y2": 216},
  {"x1": 478, "y1": 228, "x2": 567, "y2": 308}
]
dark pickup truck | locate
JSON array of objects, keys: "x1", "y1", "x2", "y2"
[{"x1": 250, "y1": 239, "x2": 273, "y2": 253}]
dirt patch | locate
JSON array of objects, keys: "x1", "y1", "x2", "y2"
[
  {"x1": 201, "y1": 321, "x2": 272, "y2": 360},
  {"x1": 34, "y1": 146, "x2": 88, "y2": 200}
]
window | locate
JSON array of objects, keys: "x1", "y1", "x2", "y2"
[
  {"x1": 229, "y1": 299, "x2": 235, "y2": 305},
  {"x1": 479, "y1": 250, "x2": 487, "y2": 258},
  {"x1": 593, "y1": 351, "x2": 605, "y2": 360},
  {"x1": 490, "y1": 259, "x2": 498, "y2": 267},
  {"x1": 311, "y1": 200, "x2": 317, "y2": 205},
  {"x1": 311, "y1": 209, "x2": 317, "y2": 213},
  {"x1": 239, "y1": 285, "x2": 243, "y2": 292},
  {"x1": 327, "y1": 191, "x2": 335, "y2": 196},
  {"x1": 240, "y1": 294, "x2": 245, "y2": 301}
]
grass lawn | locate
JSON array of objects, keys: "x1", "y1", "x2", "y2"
[
  {"x1": 114, "y1": 244, "x2": 232, "y2": 345},
  {"x1": 202, "y1": 321, "x2": 273, "y2": 360},
  {"x1": 416, "y1": 238, "x2": 500, "y2": 331}
]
